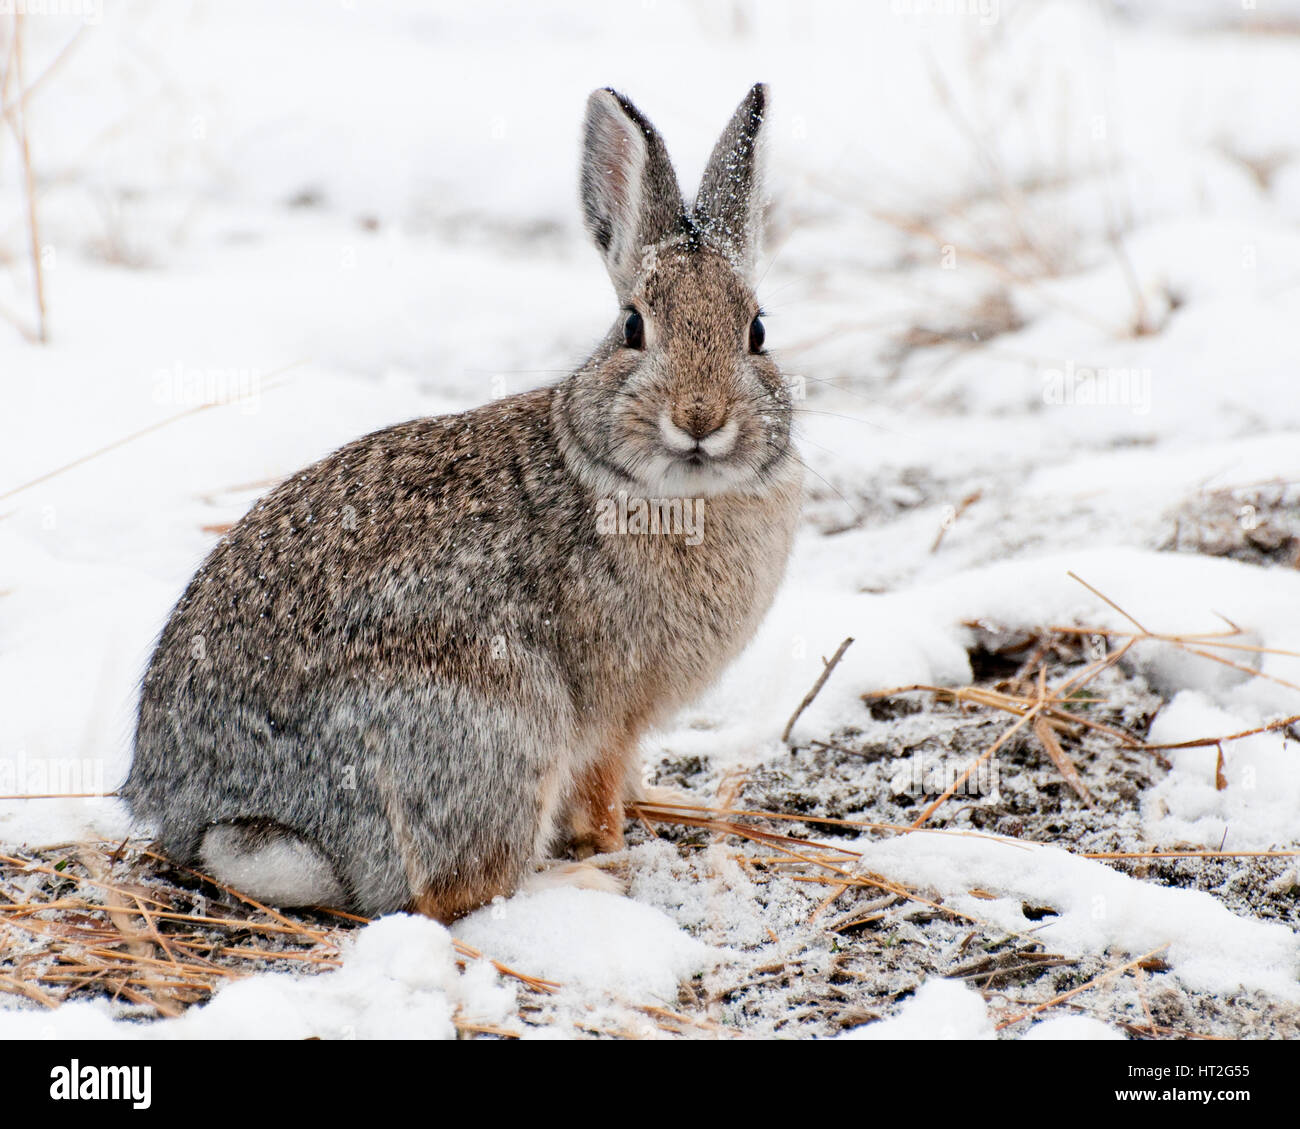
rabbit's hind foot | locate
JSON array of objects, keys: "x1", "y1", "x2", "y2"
[
  {"x1": 522, "y1": 860, "x2": 624, "y2": 896},
  {"x1": 630, "y1": 783, "x2": 698, "y2": 810},
  {"x1": 411, "y1": 857, "x2": 623, "y2": 925},
  {"x1": 199, "y1": 818, "x2": 346, "y2": 909}
]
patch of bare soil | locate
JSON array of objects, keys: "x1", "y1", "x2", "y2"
[
  {"x1": 636, "y1": 631, "x2": 1300, "y2": 1039},
  {"x1": 1162, "y1": 481, "x2": 1300, "y2": 568}
]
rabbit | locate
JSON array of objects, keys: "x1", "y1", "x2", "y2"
[{"x1": 123, "y1": 83, "x2": 803, "y2": 922}]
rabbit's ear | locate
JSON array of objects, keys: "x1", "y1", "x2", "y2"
[
  {"x1": 581, "y1": 88, "x2": 686, "y2": 297},
  {"x1": 694, "y1": 83, "x2": 768, "y2": 282}
]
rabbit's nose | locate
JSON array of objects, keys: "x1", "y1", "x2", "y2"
[
  {"x1": 686, "y1": 419, "x2": 723, "y2": 441},
  {"x1": 671, "y1": 402, "x2": 729, "y2": 441}
]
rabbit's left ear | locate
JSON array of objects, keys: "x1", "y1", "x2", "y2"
[{"x1": 694, "y1": 83, "x2": 769, "y2": 282}]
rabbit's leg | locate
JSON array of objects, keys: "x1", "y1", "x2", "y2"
[
  {"x1": 199, "y1": 818, "x2": 347, "y2": 908},
  {"x1": 568, "y1": 739, "x2": 636, "y2": 858},
  {"x1": 361, "y1": 675, "x2": 571, "y2": 923},
  {"x1": 409, "y1": 858, "x2": 519, "y2": 922}
]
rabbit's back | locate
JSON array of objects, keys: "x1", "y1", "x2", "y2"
[{"x1": 147, "y1": 387, "x2": 583, "y2": 690}]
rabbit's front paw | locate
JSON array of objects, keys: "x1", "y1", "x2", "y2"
[
  {"x1": 567, "y1": 750, "x2": 630, "y2": 857},
  {"x1": 568, "y1": 824, "x2": 625, "y2": 860}
]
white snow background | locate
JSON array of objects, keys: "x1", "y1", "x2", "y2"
[{"x1": 1, "y1": 0, "x2": 1298, "y2": 1038}]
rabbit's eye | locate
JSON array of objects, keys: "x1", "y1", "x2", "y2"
[
  {"x1": 749, "y1": 316, "x2": 766, "y2": 353},
  {"x1": 623, "y1": 311, "x2": 645, "y2": 350}
]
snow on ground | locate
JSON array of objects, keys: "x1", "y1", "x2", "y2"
[
  {"x1": 856, "y1": 829, "x2": 1299, "y2": 1001},
  {"x1": 2, "y1": 1, "x2": 1299, "y2": 1038},
  {"x1": 454, "y1": 888, "x2": 721, "y2": 1007},
  {"x1": 840, "y1": 979, "x2": 995, "y2": 1040}
]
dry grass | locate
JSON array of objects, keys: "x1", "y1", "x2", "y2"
[
  {"x1": 2, "y1": 791, "x2": 1292, "y2": 1037},
  {"x1": 0, "y1": 841, "x2": 554, "y2": 1033},
  {"x1": 845, "y1": 572, "x2": 1300, "y2": 826},
  {"x1": 627, "y1": 798, "x2": 1277, "y2": 1038},
  {"x1": 0, "y1": 16, "x2": 85, "y2": 343}
]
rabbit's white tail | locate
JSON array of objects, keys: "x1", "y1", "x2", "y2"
[{"x1": 200, "y1": 820, "x2": 346, "y2": 908}]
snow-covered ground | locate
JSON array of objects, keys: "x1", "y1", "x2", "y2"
[{"x1": 2, "y1": 1, "x2": 1298, "y2": 1038}]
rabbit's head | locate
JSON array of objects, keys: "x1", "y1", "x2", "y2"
[{"x1": 563, "y1": 84, "x2": 795, "y2": 499}]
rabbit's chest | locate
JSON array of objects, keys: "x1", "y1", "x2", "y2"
[{"x1": 594, "y1": 480, "x2": 801, "y2": 711}]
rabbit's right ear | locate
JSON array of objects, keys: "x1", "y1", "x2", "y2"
[
  {"x1": 694, "y1": 83, "x2": 768, "y2": 283},
  {"x1": 581, "y1": 89, "x2": 686, "y2": 299}
]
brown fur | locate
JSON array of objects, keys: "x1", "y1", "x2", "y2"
[
  {"x1": 568, "y1": 747, "x2": 631, "y2": 859},
  {"x1": 123, "y1": 84, "x2": 802, "y2": 920}
]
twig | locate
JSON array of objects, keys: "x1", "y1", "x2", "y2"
[
  {"x1": 630, "y1": 798, "x2": 1028, "y2": 847},
  {"x1": 930, "y1": 489, "x2": 982, "y2": 553},
  {"x1": 782, "y1": 637, "x2": 854, "y2": 743},
  {"x1": 451, "y1": 939, "x2": 561, "y2": 994},
  {"x1": 994, "y1": 945, "x2": 1170, "y2": 1030},
  {"x1": 1068, "y1": 571, "x2": 1149, "y2": 634},
  {"x1": 1068, "y1": 571, "x2": 1300, "y2": 696},
  {"x1": 862, "y1": 681, "x2": 1141, "y2": 747},
  {"x1": 910, "y1": 700, "x2": 1043, "y2": 830},
  {"x1": 0, "y1": 21, "x2": 84, "y2": 130},
  {"x1": 1142, "y1": 713, "x2": 1300, "y2": 751},
  {"x1": 1031, "y1": 665, "x2": 1094, "y2": 806},
  {"x1": 908, "y1": 639, "x2": 1135, "y2": 828},
  {"x1": 7, "y1": 13, "x2": 47, "y2": 342},
  {"x1": 0, "y1": 972, "x2": 59, "y2": 1009}
]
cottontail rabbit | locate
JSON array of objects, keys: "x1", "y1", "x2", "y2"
[{"x1": 124, "y1": 84, "x2": 803, "y2": 921}]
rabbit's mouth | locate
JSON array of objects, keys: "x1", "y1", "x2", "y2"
[
  {"x1": 659, "y1": 412, "x2": 740, "y2": 461},
  {"x1": 633, "y1": 445, "x2": 765, "y2": 498}
]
